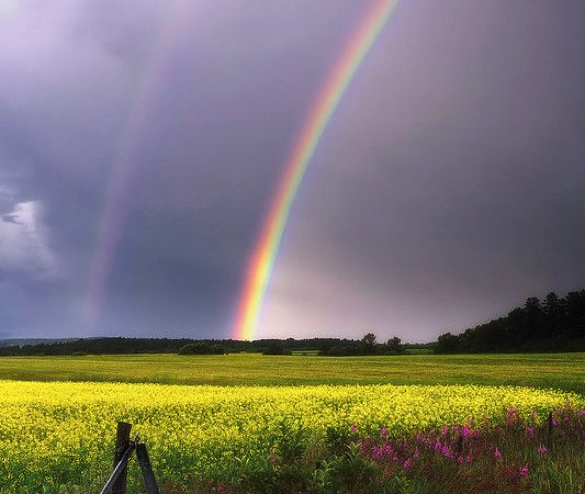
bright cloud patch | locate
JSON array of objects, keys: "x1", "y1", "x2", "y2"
[{"x1": 0, "y1": 201, "x2": 57, "y2": 279}]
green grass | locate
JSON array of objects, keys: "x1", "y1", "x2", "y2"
[
  {"x1": 0, "y1": 352, "x2": 583, "y2": 395},
  {"x1": 404, "y1": 348, "x2": 434, "y2": 355}
]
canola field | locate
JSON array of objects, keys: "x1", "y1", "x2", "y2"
[{"x1": 1, "y1": 379, "x2": 584, "y2": 494}]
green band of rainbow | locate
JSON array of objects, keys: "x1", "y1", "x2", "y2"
[{"x1": 233, "y1": 0, "x2": 404, "y2": 340}]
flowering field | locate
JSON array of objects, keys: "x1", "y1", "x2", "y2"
[{"x1": 1, "y1": 380, "x2": 584, "y2": 494}]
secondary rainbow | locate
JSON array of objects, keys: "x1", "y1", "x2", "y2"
[
  {"x1": 84, "y1": 2, "x2": 192, "y2": 326},
  {"x1": 233, "y1": 0, "x2": 404, "y2": 340}
]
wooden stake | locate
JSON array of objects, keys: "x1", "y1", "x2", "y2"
[
  {"x1": 113, "y1": 422, "x2": 132, "y2": 494},
  {"x1": 136, "y1": 443, "x2": 161, "y2": 494}
]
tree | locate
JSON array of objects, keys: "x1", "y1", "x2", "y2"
[
  {"x1": 386, "y1": 336, "x2": 404, "y2": 355},
  {"x1": 565, "y1": 290, "x2": 585, "y2": 338},
  {"x1": 543, "y1": 292, "x2": 563, "y2": 338},
  {"x1": 525, "y1": 297, "x2": 541, "y2": 312},
  {"x1": 362, "y1": 333, "x2": 377, "y2": 347},
  {"x1": 544, "y1": 292, "x2": 561, "y2": 314},
  {"x1": 435, "y1": 333, "x2": 460, "y2": 353}
]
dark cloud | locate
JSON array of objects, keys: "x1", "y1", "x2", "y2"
[
  {"x1": 1, "y1": 214, "x2": 19, "y2": 225},
  {"x1": 1, "y1": 0, "x2": 584, "y2": 340}
]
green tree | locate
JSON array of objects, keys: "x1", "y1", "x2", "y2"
[
  {"x1": 386, "y1": 336, "x2": 404, "y2": 354},
  {"x1": 361, "y1": 333, "x2": 377, "y2": 347}
]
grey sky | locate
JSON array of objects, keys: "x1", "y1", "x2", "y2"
[{"x1": 1, "y1": 0, "x2": 584, "y2": 341}]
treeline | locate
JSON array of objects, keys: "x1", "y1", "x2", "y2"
[
  {"x1": 0, "y1": 337, "x2": 198, "y2": 356},
  {"x1": 0, "y1": 336, "x2": 431, "y2": 357},
  {"x1": 318, "y1": 334, "x2": 407, "y2": 356},
  {"x1": 436, "y1": 290, "x2": 585, "y2": 353}
]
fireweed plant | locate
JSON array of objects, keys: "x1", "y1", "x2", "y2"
[{"x1": 349, "y1": 403, "x2": 585, "y2": 494}]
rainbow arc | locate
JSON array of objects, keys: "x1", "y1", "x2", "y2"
[{"x1": 233, "y1": 0, "x2": 404, "y2": 340}]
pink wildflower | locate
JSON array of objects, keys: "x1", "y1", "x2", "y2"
[
  {"x1": 494, "y1": 448, "x2": 502, "y2": 460},
  {"x1": 466, "y1": 454, "x2": 474, "y2": 463},
  {"x1": 520, "y1": 464, "x2": 529, "y2": 477},
  {"x1": 537, "y1": 444, "x2": 548, "y2": 455},
  {"x1": 403, "y1": 460, "x2": 411, "y2": 469},
  {"x1": 350, "y1": 424, "x2": 357, "y2": 432},
  {"x1": 462, "y1": 426, "x2": 471, "y2": 437},
  {"x1": 380, "y1": 427, "x2": 387, "y2": 437},
  {"x1": 441, "y1": 426, "x2": 448, "y2": 435},
  {"x1": 441, "y1": 445, "x2": 453, "y2": 459}
]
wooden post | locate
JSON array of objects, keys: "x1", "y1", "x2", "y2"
[
  {"x1": 99, "y1": 441, "x2": 136, "y2": 494},
  {"x1": 113, "y1": 422, "x2": 132, "y2": 494},
  {"x1": 136, "y1": 443, "x2": 161, "y2": 494}
]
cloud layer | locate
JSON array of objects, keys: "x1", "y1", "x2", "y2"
[{"x1": 1, "y1": 0, "x2": 584, "y2": 340}]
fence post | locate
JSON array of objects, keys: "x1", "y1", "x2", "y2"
[
  {"x1": 113, "y1": 422, "x2": 132, "y2": 494},
  {"x1": 136, "y1": 443, "x2": 161, "y2": 494}
]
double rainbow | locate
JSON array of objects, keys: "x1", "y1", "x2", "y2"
[{"x1": 233, "y1": 0, "x2": 404, "y2": 340}]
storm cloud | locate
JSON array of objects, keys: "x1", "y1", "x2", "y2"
[{"x1": 1, "y1": 0, "x2": 584, "y2": 341}]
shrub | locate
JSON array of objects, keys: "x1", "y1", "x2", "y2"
[
  {"x1": 262, "y1": 344, "x2": 291, "y2": 356},
  {"x1": 178, "y1": 343, "x2": 225, "y2": 355}
]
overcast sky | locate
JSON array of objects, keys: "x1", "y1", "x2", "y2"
[{"x1": 1, "y1": 0, "x2": 584, "y2": 341}]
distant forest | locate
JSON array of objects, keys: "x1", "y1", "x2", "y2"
[
  {"x1": 0, "y1": 336, "x2": 432, "y2": 357},
  {"x1": 435, "y1": 289, "x2": 585, "y2": 353},
  {"x1": 1, "y1": 289, "x2": 584, "y2": 357}
]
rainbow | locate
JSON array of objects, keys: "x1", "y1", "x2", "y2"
[
  {"x1": 233, "y1": 0, "x2": 404, "y2": 340},
  {"x1": 84, "y1": 2, "x2": 192, "y2": 327}
]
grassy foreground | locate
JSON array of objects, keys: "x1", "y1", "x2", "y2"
[
  {"x1": 0, "y1": 352, "x2": 583, "y2": 394},
  {"x1": 1, "y1": 353, "x2": 583, "y2": 493},
  {"x1": 1, "y1": 380, "x2": 583, "y2": 494}
]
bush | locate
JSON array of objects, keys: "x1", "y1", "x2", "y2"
[
  {"x1": 178, "y1": 343, "x2": 225, "y2": 355},
  {"x1": 262, "y1": 344, "x2": 292, "y2": 356}
]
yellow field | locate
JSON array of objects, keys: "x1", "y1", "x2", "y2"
[{"x1": 1, "y1": 380, "x2": 583, "y2": 493}]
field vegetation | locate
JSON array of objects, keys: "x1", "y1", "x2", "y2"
[
  {"x1": 1, "y1": 380, "x2": 583, "y2": 494},
  {"x1": 0, "y1": 352, "x2": 582, "y2": 394},
  {"x1": 0, "y1": 353, "x2": 583, "y2": 493}
]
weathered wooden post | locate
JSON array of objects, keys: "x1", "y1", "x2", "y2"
[
  {"x1": 98, "y1": 422, "x2": 161, "y2": 494},
  {"x1": 113, "y1": 422, "x2": 132, "y2": 494},
  {"x1": 136, "y1": 443, "x2": 161, "y2": 494}
]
